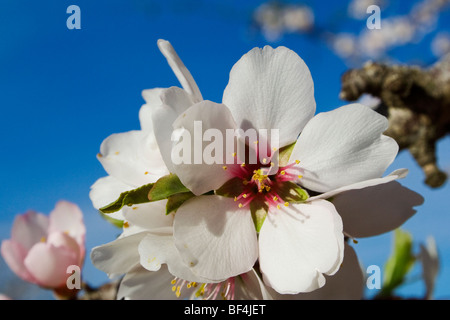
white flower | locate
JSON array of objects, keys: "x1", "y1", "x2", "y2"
[
  {"x1": 90, "y1": 40, "x2": 272, "y2": 300},
  {"x1": 148, "y1": 43, "x2": 422, "y2": 295},
  {"x1": 88, "y1": 39, "x2": 203, "y2": 221},
  {"x1": 91, "y1": 39, "x2": 422, "y2": 297},
  {"x1": 92, "y1": 205, "x2": 271, "y2": 300},
  {"x1": 117, "y1": 265, "x2": 271, "y2": 300}
]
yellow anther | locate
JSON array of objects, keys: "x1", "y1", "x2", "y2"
[
  {"x1": 242, "y1": 194, "x2": 248, "y2": 198},
  {"x1": 97, "y1": 153, "x2": 103, "y2": 158},
  {"x1": 265, "y1": 186, "x2": 271, "y2": 192},
  {"x1": 222, "y1": 166, "x2": 228, "y2": 170},
  {"x1": 172, "y1": 286, "x2": 176, "y2": 292},
  {"x1": 241, "y1": 163, "x2": 246, "y2": 167},
  {"x1": 273, "y1": 196, "x2": 278, "y2": 201},
  {"x1": 115, "y1": 151, "x2": 120, "y2": 155},
  {"x1": 270, "y1": 162, "x2": 274, "y2": 167},
  {"x1": 123, "y1": 221, "x2": 130, "y2": 228},
  {"x1": 262, "y1": 158, "x2": 267, "y2": 164},
  {"x1": 277, "y1": 204, "x2": 281, "y2": 209},
  {"x1": 238, "y1": 203, "x2": 243, "y2": 208},
  {"x1": 280, "y1": 170, "x2": 285, "y2": 175},
  {"x1": 298, "y1": 175, "x2": 303, "y2": 179},
  {"x1": 234, "y1": 196, "x2": 237, "y2": 202},
  {"x1": 242, "y1": 179, "x2": 249, "y2": 185},
  {"x1": 171, "y1": 279, "x2": 177, "y2": 285},
  {"x1": 132, "y1": 207, "x2": 138, "y2": 210},
  {"x1": 40, "y1": 236, "x2": 46, "y2": 243},
  {"x1": 232, "y1": 152, "x2": 236, "y2": 157},
  {"x1": 195, "y1": 284, "x2": 206, "y2": 297},
  {"x1": 284, "y1": 202, "x2": 289, "y2": 207},
  {"x1": 144, "y1": 171, "x2": 149, "y2": 175},
  {"x1": 295, "y1": 160, "x2": 300, "y2": 164}
]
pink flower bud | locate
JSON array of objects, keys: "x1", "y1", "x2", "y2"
[{"x1": 1, "y1": 201, "x2": 86, "y2": 292}]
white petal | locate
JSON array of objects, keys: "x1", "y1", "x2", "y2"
[
  {"x1": 291, "y1": 103, "x2": 399, "y2": 193},
  {"x1": 98, "y1": 130, "x2": 169, "y2": 187},
  {"x1": 151, "y1": 86, "x2": 196, "y2": 173},
  {"x1": 332, "y1": 181, "x2": 423, "y2": 238},
  {"x1": 89, "y1": 176, "x2": 133, "y2": 221},
  {"x1": 222, "y1": 45, "x2": 316, "y2": 147},
  {"x1": 117, "y1": 264, "x2": 192, "y2": 300},
  {"x1": 173, "y1": 195, "x2": 258, "y2": 281},
  {"x1": 122, "y1": 201, "x2": 173, "y2": 231},
  {"x1": 259, "y1": 199, "x2": 344, "y2": 294},
  {"x1": 139, "y1": 88, "x2": 165, "y2": 133},
  {"x1": 90, "y1": 232, "x2": 147, "y2": 277},
  {"x1": 268, "y1": 243, "x2": 364, "y2": 300},
  {"x1": 308, "y1": 169, "x2": 408, "y2": 201},
  {"x1": 157, "y1": 39, "x2": 202, "y2": 102},
  {"x1": 234, "y1": 269, "x2": 273, "y2": 300},
  {"x1": 170, "y1": 101, "x2": 237, "y2": 195},
  {"x1": 139, "y1": 233, "x2": 210, "y2": 283}
]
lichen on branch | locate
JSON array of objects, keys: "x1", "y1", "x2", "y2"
[{"x1": 340, "y1": 53, "x2": 450, "y2": 188}]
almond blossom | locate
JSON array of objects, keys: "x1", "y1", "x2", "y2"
[
  {"x1": 89, "y1": 40, "x2": 271, "y2": 299},
  {"x1": 1, "y1": 201, "x2": 85, "y2": 298},
  {"x1": 90, "y1": 39, "x2": 422, "y2": 297},
  {"x1": 150, "y1": 42, "x2": 422, "y2": 294}
]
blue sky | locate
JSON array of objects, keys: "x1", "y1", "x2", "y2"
[{"x1": 1, "y1": 0, "x2": 450, "y2": 299}]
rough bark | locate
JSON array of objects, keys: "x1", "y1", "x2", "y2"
[{"x1": 340, "y1": 54, "x2": 450, "y2": 188}]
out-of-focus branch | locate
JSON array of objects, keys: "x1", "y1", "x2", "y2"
[
  {"x1": 340, "y1": 53, "x2": 450, "y2": 188},
  {"x1": 76, "y1": 281, "x2": 120, "y2": 300}
]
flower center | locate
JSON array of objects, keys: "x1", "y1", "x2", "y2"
[
  {"x1": 171, "y1": 277, "x2": 235, "y2": 300},
  {"x1": 226, "y1": 154, "x2": 304, "y2": 211}
]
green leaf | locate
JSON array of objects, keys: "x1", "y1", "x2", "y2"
[
  {"x1": 380, "y1": 228, "x2": 416, "y2": 298},
  {"x1": 148, "y1": 174, "x2": 190, "y2": 202},
  {"x1": 250, "y1": 201, "x2": 268, "y2": 233},
  {"x1": 99, "y1": 211, "x2": 124, "y2": 228},
  {"x1": 166, "y1": 192, "x2": 195, "y2": 215},
  {"x1": 215, "y1": 177, "x2": 245, "y2": 198},
  {"x1": 99, "y1": 183, "x2": 155, "y2": 214},
  {"x1": 278, "y1": 141, "x2": 296, "y2": 167},
  {"x1": 277, "y1": 181, "x2": 309, "y2": 203}
]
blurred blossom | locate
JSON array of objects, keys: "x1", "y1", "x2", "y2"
[
  {"x1": 357, "y1": 94, "x2": 382, "y2": 110},
  {"x1": 348, "y1": 0, "x2": 387, "y2": 20},
  {"x1": 253, "y1": 0, "x2": 448, "y2": 63},
  {"x1": 0, "y1": 294, "x2": 11, "y2": 300},
  {"x1": 331, "y1": 33, "x2": 358, "y2": 59},
  {"x1": 253, "y1": 2, "x2": 284, "y2": 42},
  {"x1": 282, "y1": 5, "x2": 314, "y2": 33},
  {"x1": 418, "y1": 236, "x2": 439, "y2": 299},
  {"x1": 431, "y1": 32, "x2": 450, "y2": 57},
  {"x1": 359, "y1": 17, "x2": 416, "y2": 59},
  {"x1": 253, "y1": 2, "x2": 314, "y2": 41},
  {"x1": 411, "y1": 0, "x2": 449, "y2": 34},
  {"x1": 1, "y1": 201, "x2": 85, "y2": 298}
]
